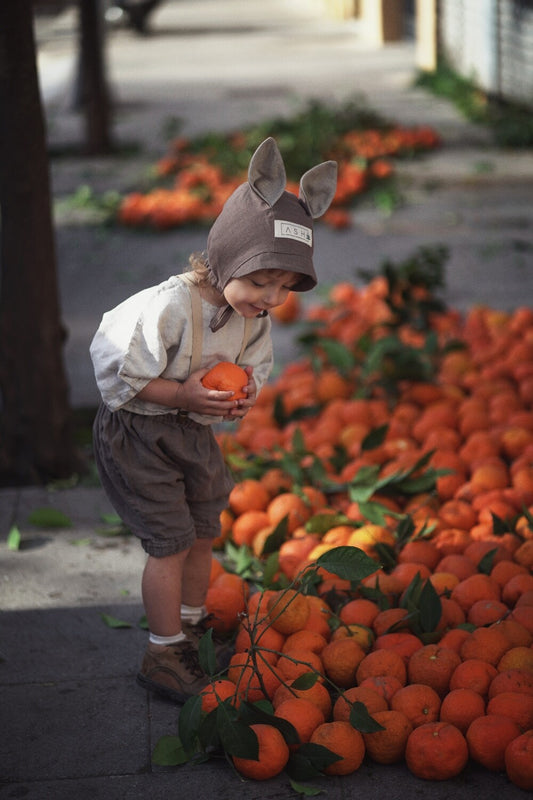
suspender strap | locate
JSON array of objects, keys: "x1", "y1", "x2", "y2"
[{"x1": 178, "y1": 273, "x2": 253, "y2": 371}]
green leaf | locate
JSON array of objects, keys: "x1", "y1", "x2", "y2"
[
  {"x1": 491, "y1": 512, "x2": 511, "y2": 535},
  {"x1": 27, "y1": 507, "x2": 72, "y2": 528},
  {"x1": 138, "y1": 615, "x2": 149, "y2": 629},
  {"x1": 297, "y1": 742, "x2": 342, "y2": 772},
  {"x1": 238, "y1": 700, "x2": 300, "y2": 747},
  {"x1": 262, "y1": 516, "x2": 289, "y2": 555},
  {"x1": 361, "y1": 424, "x2": 388, "y2": 452},
  {"x1": 289, "y1": 779, "x2": 324, "y2": 796},
  {"x1": 418, "y1": 579, "x2": 442, "y2": 633},
  {"x1": 287, "y1": 751, "x2": 326, "y2": 781},
  {"x1": 217, "y1": 713, "x2": 259, "y2": 759},
  {"x1": 263, "y1": 551, "x2": 281, "y2": 587},
  {"x1": 477, "y1": 549, "x2": 498, "y2": 575},
  {"x1": 317, "y1": 338, "x2": 355, "y2": 372},
  {"x1": 306, "y1": 513, "x2": 349, "y2": 535},
  {"x1": 179, "y1": 695, "x2": 203, "y2": 753},
  {"x1": 349, "y1": 701, "x2": 386, "y2": 733},
  {"x1": 198, "y1": 629, "x2": 218, "y2": 676},
  {"x1": 100, "y1": 613, "x2": 132, "y2": 628},
  {"x1": 291, "y1": 672, "x2": 320, "y2": 690},
  {"x1": 316, "y1": 546, "x2": 379, "y2": 582},
  {"x1": 7, "y1": 526, "x2": 21, "y2": 551},
  {"x1": 152, "y1": 735, "x2": 190, "y2": 766}
]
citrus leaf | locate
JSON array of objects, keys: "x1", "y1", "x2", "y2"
[
  {"x1": 7, "y1": 526, "x2": 21, "y2": 551},
  {"x1": 289, "y1": 779, "x2": 324, "y2": 796},
  {"x1": 100, "y1": 613, "x2": 132, "y2": 629},
  {"x1": 152, "y1": 735, "x2": 190, "y2": 766},
  {"x1": 217, "y1": 714, "x2": 259, "y2": 759},
  {"x1": 238, "y1": 700, "x2": 300, "y2": 746},
  {"x1": 317, "y1": 338, "x2": 355, "y2": 371},
  {"x1": 477, "y1": 548, "x2": 498, "y2": 575},
  {"x1": 27, "y1": 507, "x2": 72, "y2": 528},
  {"x1": 291, "y1": 671, "x2": 320, "y2": 690},
  {"x1": 306, "y1": 513, "x2": 349, "y2": 535},
  {"x1": 361, "y1": 424, "x2": 388, "y2": 452},
  {"x1": 262, "y1": 516, "x2": 289, "y2": 554},
  {"x1": 316, "y1": 545, "x2": 379, "y2": 582},
  {"x1": 179, "y1": 695, "x2": 203, "y2": 753},
  {"x1": 418, "y1": 578, "x2": 442, "y2": 633},
  {"x1": 349, "y1": 701, "x2": 385, "y2": 733},
  {"x1": 198, "y1": 628, "x2": 217, "y2": 676},
  {"x1": 297, "y1": 742, "x2": 342, "y2": 771}
]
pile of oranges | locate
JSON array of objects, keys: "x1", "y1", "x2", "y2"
[
  {"x1": 116, "y1": 125, "x2": 439, "y2": 230},
  {"x1": 194, "y1": 268, "x2": 533, "y2": 788}
]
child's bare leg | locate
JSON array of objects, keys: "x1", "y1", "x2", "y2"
[
  {"x1": 182, "y1": 537, "x2": 213, "y2": 608},
  {"x1": 142, "y1": 550, "x2": 188, "y2": 637}
]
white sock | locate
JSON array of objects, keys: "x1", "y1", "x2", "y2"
[
  {"x1": 149, "y1": 631, "x2": 187, "y2": 647},
  {"x1": 181, "y1": 604, "x2": 207, "y2": 625}
]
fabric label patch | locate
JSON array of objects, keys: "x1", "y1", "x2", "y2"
[{"x1": 274, "y1": 219, "x2": 313, "y2": 247}]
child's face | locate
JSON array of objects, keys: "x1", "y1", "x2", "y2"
[{"x1": 223, "y1": 269, "x2": 300, "y2": 318}]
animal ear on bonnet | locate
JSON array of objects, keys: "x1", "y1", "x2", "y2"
[
  {"x1": 248, "y1": 136, "x2": 337, "y2": 217},
  {"x1": 248, "y1": 137, "x2": 287, "y2": 207},
  {"x1": 299, "y1": 161, "x2": 338, "y2": 219}
]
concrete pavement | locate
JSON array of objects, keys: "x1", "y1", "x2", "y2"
[{"x1": 1, "y1": 0, "x2": 532, "y2": 796}]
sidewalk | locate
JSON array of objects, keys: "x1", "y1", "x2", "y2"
[{"x1": 1, "y1": 1, "x2": 532, "y2": 796}]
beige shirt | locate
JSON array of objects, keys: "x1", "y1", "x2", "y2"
[{"x1": 90, "y1": 274, "x2": 273, "y2": 424}]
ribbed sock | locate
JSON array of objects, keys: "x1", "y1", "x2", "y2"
[
  {"x1": 149, "y1": 631, "x2": 187, "y2": 647},
  {"x1": 181, "y1": 604, "x2": 207, "y2": 625}
]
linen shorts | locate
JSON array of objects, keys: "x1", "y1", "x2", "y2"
[{"x1": 92, "y1": 404, "x2": 234, "y2": 557}]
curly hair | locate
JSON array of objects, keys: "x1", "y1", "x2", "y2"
[{"x1": 185, "y1": 252, "x2": 218, "y2": 288}]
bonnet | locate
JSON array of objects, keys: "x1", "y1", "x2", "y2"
[{"x1": 206, "y1": 137, "x2": 337, "y2": 331}]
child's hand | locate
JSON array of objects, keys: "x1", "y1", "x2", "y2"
[
  {"x1": 176, "y1": 369, "x2": 240, "y2": 417},
  {"x1": 224, "y1": 366, "x2": 257, "y2": 420}
]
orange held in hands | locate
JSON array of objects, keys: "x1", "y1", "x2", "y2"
[{"x1": 201, "y1": 361, "x2": 248, "y2": 399}]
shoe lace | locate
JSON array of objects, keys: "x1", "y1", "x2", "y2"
[
  {"x1": 188, "y1": 615, "x2": 227, "y2": 645},
  {"x1": 172, "y1": 639, "x2": 204, "y2": 678}
]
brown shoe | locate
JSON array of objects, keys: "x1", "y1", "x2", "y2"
[
  {"x1": 137, "y1": 639, "x2": 209, "y2": 703},
  {"x1": 182, "y1": 616, "x2": 234, "y2": 670}
]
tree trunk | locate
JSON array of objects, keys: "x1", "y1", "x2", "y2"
[
  {"x1": 78, "y1": 0, "x2": 113, "y2": 154},
  {"x1": 0, "y1": 0, "x2": 79, "y2": 485}
]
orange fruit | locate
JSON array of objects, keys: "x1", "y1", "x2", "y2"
[
  {"x1": 226, "y1": 651, "x2": 282, "y2": 703},
  {"x1": 439, "y1": 688, "x2": 486, "y2": 734},
  {"x1": 490, "y1": 559, "x2": 529, "y2": 589},
  {"x1": 358, "y1": 675, "x2": 404, "y2": 705},
  {"x1": 320, "y1": 638, "x2": 366, "y2": 688},
  {"x1": 202, "y1": 361, "x2": 248, "y2": 399},
  {"x1": 489, "y1": 668, "x2": 533, "y2": 699},
  {"x1": 505, "y1": 730, "x2": 533, "y2": 791},
  {"x1": 276, "y1": 648, "x2": 324, "y2": 684},
  {"x1": 390, "y1": 683, "x2": 441, "y2": 728},
  {"x1": 466, "y1": 713, "x2": 522, "y2": 771},
  {"x1": 497, "y1": 645, "x2": 533, "y2": 673},
  {"x1": 372, "y1": 607, "x2": 410, "y2": 638},
  {"x1": 233, "y1": 619, "x2": 285, "y2": 657},
  {"x1": 490, "y1": 619, "x2": 533, "y2": 649},
  {"x1": 198, "y1": 679, "x2": 237, "y2": 713},
  {"x1": 333, "y1": 685, "x2": 388, "y2": 722},
  {"x1": 450, "y1": 572, "x2": 501, "y2": 613},
  {"x1": 502, "y1": 572, "x2": 533, "y2": 605},
  {"x1": 282, "y1": 630, "x2": 328, "y2": 655},
  {"x1": 438, "y1": 628, "x2": 472, "y2": 655},
  {"x1": 487, "y1": 691, "x2": 533, "y2": 731},
  {"x1": 510, "y1": 605, "x2": 533, "y2": 635},
  {"x1": 304, "y1": 595, "x2": 333, "y2": 640},
  {"x1": 267, "y1": 492, "x2": 311, "y2": 533},
  {"x1": 397, "y1": 539, "x2": 440, "y2": 571},
  {"x1": 231, "y1": 509, "x2": 271, "y2": 547},
  {"x1": 435, "y1": 554, "x2": 477, "y2": 581},
  {"x1": 362, "y1": 709, "x2": 413, "y2": 764},
  {"x1": 467, "y1": 598, "x2": 509, "y2": 627},
  {"x1": 459, "y1": 627, "x2": 511, "y2": 666},
  {"x1": 228, "y1": 479, "x2": 270, "y2": 515},
  {"x1": 356, "y1": 649, "x2": 407, "y2": 687},
  {"x1": 309, "y1": 721, "x2": 366, "y2": 776},
  {"x1": 272, "y1": 680, "x2": 332, "y2": 720},
  {"x1": 331, "y1": 622, "x2": 374, "y2": 651},
  {"x1": 405, "y1": 721, "x2": 469, "y2": 780},
  {"x1": 205, "y1": 580, "x2": 247, "y2": 635},
  {"x1": 373, "y1": 631, "x2": 424, "y2": 664},
  {"x1": 338, "y1": 598, "x2": 380, "y2": 628},
  {"x1": 449, "y1": 658, "x2": 498, "y2": 696},
  {"x1": 232, "y1": 723, "x2": 289, "y2": 780},
  {"x1": 278, "y1": 535, "x2": 320, "y2": 581},
  {"x1": 274, "y1": 697, "x2": 325, "y2": 747},
  {"x1": 267, "y1": 589, "x2": 310, "y2": 636},
  {"x1": 407, "y1": 645, "x2": 461, "y2": 697}
]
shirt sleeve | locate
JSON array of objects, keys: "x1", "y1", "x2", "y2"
[{"x1": 90, "y1": 280, "x2": 191, "y2": 411}]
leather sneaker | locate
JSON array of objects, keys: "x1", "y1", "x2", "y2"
[{"x1": 137, "y1": 639, "x2": 209, "y2": 703}]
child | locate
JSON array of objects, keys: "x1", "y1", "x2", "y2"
[{"x1": 90, "y1": 137, "x2": 337, "y2": 703}]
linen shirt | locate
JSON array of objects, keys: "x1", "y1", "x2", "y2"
[{"x1": 90, "y1": 274, "x2": 273, "y2": 425}]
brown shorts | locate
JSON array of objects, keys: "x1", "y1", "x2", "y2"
[{"x1": 92, "y1": 404, "x2": 234, "y2": 557}]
